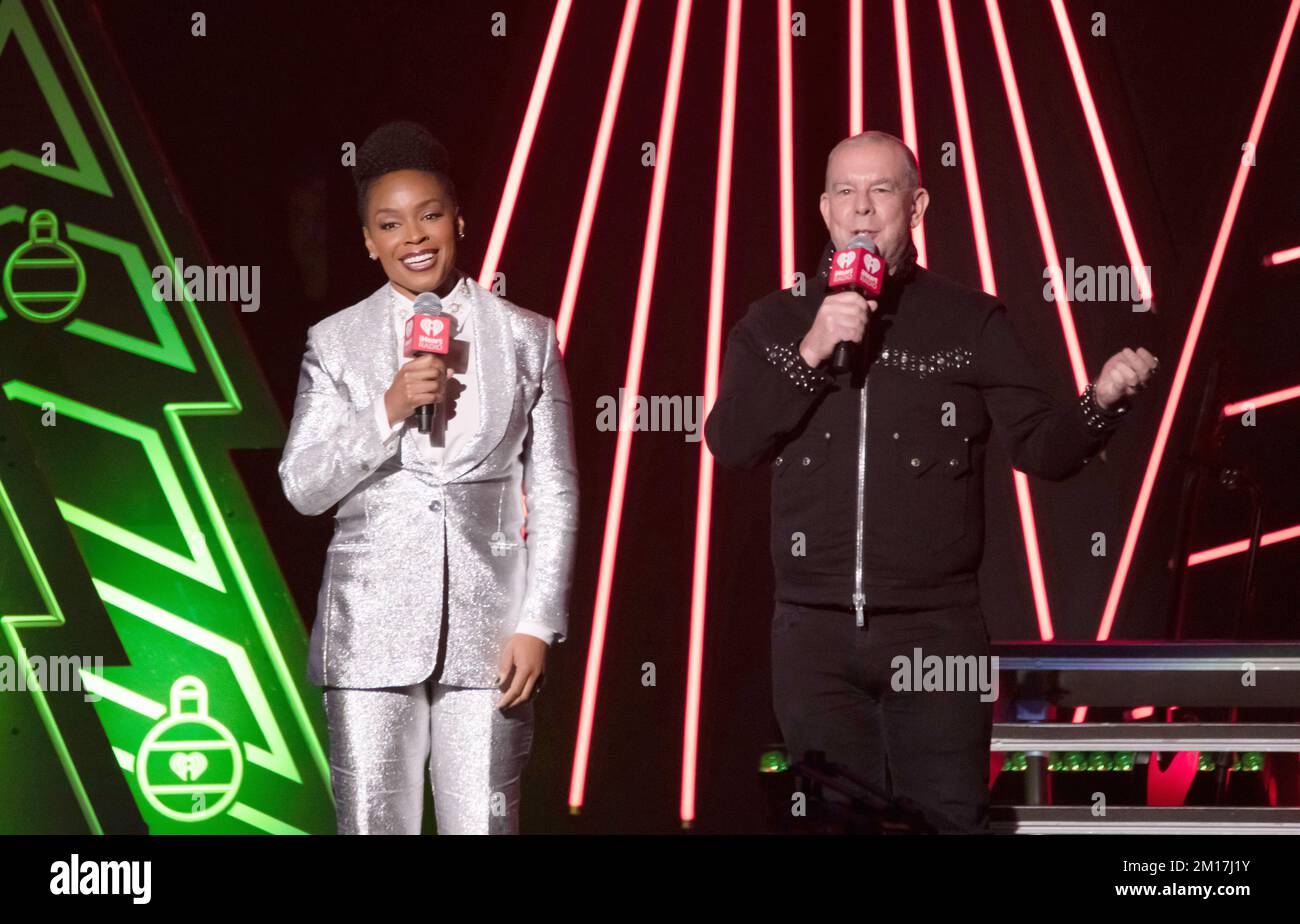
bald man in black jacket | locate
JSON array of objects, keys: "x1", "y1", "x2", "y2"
[{"x1": 705, "y1": 131, "x2": 1158, "y2": 833}]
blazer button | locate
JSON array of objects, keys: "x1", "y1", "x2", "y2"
[
  {"x1": 910, "y1": 457, "x2": 920, "y2": 467},
  {"x1": 429, "y1": 500, "x2": 442, "y2": 513},
  {"x1": 775, "y1": 456, "x2": 784, "y2": 466},
  {"x1": 892, "y1": 432, "x2": 900, "y2": 440},
  {"x1": 801, "y1": 456, "x2": 812, "y2": 466},
  {"x1": 948, "y1": 458, "x2": 958, "y2": 467}
]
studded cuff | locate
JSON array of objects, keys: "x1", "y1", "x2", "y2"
[
  {"x1": 1079, "y1": 382, "x2": 1128, "y2": 432},
  {"x1": 764, "y1": 340, "x2": 831, "y2": 394}
]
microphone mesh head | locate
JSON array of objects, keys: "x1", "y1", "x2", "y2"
[
  {"x1": 846, "y1": 234, "x2": 878, "y2": 254},
  {"x1": 412, "y1": 292, "x2": 443, "y2": 314}
]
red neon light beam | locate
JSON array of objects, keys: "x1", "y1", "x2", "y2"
[
  {"x1": 680, "y1": 0, "x2": 741, "y2": 827},
  {"x1": 938, "y1": 0, "x2": 995, "y2": 293},
  {"x1": 939, "y1": 0, "x2": 1055, "y2": 641},
  {"x1": 986, "y1": 0, "x2": 1088, "y2": 391},
  {"x1": 568, "y1": 0, "x2": 694, "y2": 813},
  {"x1": 1049, "y1": 0, "x2": 1153, "y2": 307},
  {"x1": 478, "y1": 0, "x2": 573, "y2": 287},
  {"x1": 1263, "y1": 244, "x2": 1300, "y2": 265},
  {"x1": 1094, "y1": 0, "x2": 1300, "y2": 645},
  {"x1": 1223, "y1": 384, "x2": 1300, "y2": 417},
  {"x1": 850, "y1": 0, "x2": 864, "y2": 135},
  {"x1": 1188, "y1": 524, "x2": 1300, "y2": 567},
  {"x1": 555, "y1": 0, "x2": 643, "y2": 352},
  {"x1": 778, "y1": 0, "x2": 796, "y2": 286},
  {"x1": 893, "y1": 0, "x2": 927, "y2": 266}
]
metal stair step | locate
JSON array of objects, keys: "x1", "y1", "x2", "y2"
[
  {"x1": 992, "y1": 722, "x2": 1300, "y2": 752},
  {"x1": 991, "y1": 805, "x2": 1300, "y2": 834}
]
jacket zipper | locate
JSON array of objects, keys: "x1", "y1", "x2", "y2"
[{"x1": 854, "y1": 376, "x2": 868, "y2": 626}]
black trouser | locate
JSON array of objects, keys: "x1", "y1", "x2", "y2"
[{"x1": 771, "y1": 600, "x2": 994, "y2": 833}]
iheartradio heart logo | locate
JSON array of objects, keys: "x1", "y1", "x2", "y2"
[
  {"x1": 419, "y1": 317, "x2": 445, "y2": 336},
  {"x1": 836, "y1": 251, "x2": 855, "y2": 270},
  {"x1": 169, "y1": 751, "x2": 208, "y2": 781},
  {"x1": 864, "y1": 254, "x2": 881, "y2": 273}
]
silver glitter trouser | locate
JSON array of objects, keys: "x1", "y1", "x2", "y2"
[{"x1": 323, "y1": 679, "x2": 534, "y2": 834}]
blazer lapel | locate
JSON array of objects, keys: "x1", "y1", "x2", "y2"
[
  {"x1": 356, "y1": 284, "x2": 400, "y2": 404},
  {"x1": 438, "y1": 278, "x2": 516, "y2": 483},
  {"x1": 357, "y1": 285, "x2": 427, "y2": 475}
]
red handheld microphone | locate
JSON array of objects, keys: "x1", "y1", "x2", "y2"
[
  {"x1": 827, "y1": 235, "x2": 887, "y2": 374},
  {"x1": 405, "y1": 292, "x2": 452, "y2": 433}
]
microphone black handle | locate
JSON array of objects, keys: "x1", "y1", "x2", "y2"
[
  {"x1": 412, "y1": 347, "x2": 441, "y2": 433},
  {"x1": 829, "y1": 340, "x2": 852, "y2": 375}
]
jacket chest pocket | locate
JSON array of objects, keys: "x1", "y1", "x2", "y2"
[
  {"x1": 771, "y1": 431, "x2": 832, "y2": 553},
  {"x1": 886, "y1": 430, "x2": 971, "y2": 551},
  {"x1": 774, "y1": 444, "x2": 829, "y2": 476}
]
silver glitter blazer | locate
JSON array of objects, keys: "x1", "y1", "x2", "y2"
[{"x1": 278, "y1": 277, "x2": 579, "y2": 689}]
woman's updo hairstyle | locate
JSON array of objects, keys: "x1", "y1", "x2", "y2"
[{"x1": 352, "y1": 121, "x2": 458, "y2": 225}]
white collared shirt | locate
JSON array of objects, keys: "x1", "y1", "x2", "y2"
[
  {"x1": 374, "y1": 277, "x2": 556, "y2": 647},
  {"x1": 375, "y1": 277, "x2": 479, "y2": 464}
]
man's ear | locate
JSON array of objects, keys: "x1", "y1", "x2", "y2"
[
  {"x1": 909, "y1": 187, "x2": 930, "y2": 229},
  {"x1": 819, "y1": 192, "x2": 831, "y2": 234}
]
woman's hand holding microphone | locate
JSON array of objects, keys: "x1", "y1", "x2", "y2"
[{"x1": 383, "y1": 354, "x2": 449, "y2": 427}]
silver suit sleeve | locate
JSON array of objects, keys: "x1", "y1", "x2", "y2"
[
  {"x1": 515, "y1": 319, "x2": 579, "y2": 642},
  {"x1": 278, "y1": 326, "x2": 399, "y2": 516}
]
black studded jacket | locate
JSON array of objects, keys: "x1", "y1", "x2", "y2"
[{"x1": 704, "y1": 238, "x2": 1127, "y2": 614}]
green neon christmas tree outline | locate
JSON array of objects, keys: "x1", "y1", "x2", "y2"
[
  {"x1": 0, "y1": 0, "x2": 332, "y2": 832},
  {"x1": 0, "y1": 0, "x2": 111, "y2": 198}
]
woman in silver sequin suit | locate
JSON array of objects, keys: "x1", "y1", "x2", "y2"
[{"x1": 278, "y1": 123, "x2": 579, "y2": 834}]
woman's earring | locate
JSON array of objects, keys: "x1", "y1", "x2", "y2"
[{"x1": 368, "y1": 253, "x2": 377, "y2": 260}]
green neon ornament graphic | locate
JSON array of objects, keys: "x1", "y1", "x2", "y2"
[
  {"x1": 3, "y1": 208, "x2": 86, "y2": 322},
  {"x1": 0, "y1": 0, "x2": 334, "y2": 834},
  {"x1": 136, "y1": 676, "x2": 244, "y2": 822}
]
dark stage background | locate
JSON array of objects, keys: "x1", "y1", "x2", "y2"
[{"x1": 75, "y1": 0, "x2": 1300, "y2": 832}]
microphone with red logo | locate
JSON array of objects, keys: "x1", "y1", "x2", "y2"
[
  {"x1": 404, "y1": 292, "x2": 453, "y2": 433},
  {"x1": 826, "y1": 235, "x2": 887, "y2": 375}
]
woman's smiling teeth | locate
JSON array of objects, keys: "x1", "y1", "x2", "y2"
[{"x1": 401, "y1": 250, "x2": 437, "y2": 271}]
